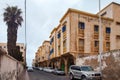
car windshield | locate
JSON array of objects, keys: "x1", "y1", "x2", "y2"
[
  {"x1": 57, "y1": 69, "x2": 62, "y2": 71},
  {"x1": 81, "y1": 66, "x2": 93, "y2": 71}
]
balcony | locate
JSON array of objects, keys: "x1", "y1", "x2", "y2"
[
  {"x1": 78, "y1": 29, "x2": 84, "y2": 37},
  {"x1": 106, "y1": 47, "x2": 110, "y2": 51},
  {"x1": 58, "y1": 39, "x2": 61, "y2": 45},
  {"x1": 58, "y1": 51, "x2": 60, "y2": 56},
  {"x1": 79, "y1": 46, "x2": 84, "y2": 52},
  {"x1": 63, "y1": 47, "x2": 66, "y2": 53},
  {"x1": 94, "y1": 32, "x2": 99, "y2": 39},
  {"x1": 106, "y1": 33, "x2": 110, "y2": 41},
  {"x1": 52, "y1": 43, "x2": 54, "y2": 48},
  {"x1": 94, "y1": 47, "x2": 99, "y2": 53},
  {"x1": 63, "y1": 32, "x2": 66, "y2": 39}
]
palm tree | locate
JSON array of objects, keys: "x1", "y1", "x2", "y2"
[{"x1": 3, "y1": 6, "x2": 23, "y2": 58}]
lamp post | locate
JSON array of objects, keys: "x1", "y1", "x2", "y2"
[
  {"x1": 99, "y1": 0, "x2": 102, "y2": 75},
  {"x1": 24, "y1": 0, "x2": 27, "y2": 66}
]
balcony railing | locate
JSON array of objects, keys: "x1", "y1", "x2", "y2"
[
  {"x1": 78, "y1": 29, "x2": 84, "y2": 37},
  {"x1": 58, "y1": 39, "x2": 61, "y2": 44},
  {"x1": 63, "y1": 32, "x2": 66, "y2": 39},
  {"x1": 94, "y1": 47, "x2": 99, "y2": 53},
  {"x1": 106, "y1": 47, "x2": 110, "y2": 51},
  {"x1": 94, "y1": 32, "x2": 99, "y2": 39},
  {"x1": 106, "y1": 33, "x2": 110, "y2": 41},
  {"x1": 79, "y1": 46, "x2": 84, "y2": 52},
  {"x1": 58, "y1": 50, "x2": 60, "y2": 56},
  {"x1": 63, "y1": 47, "x2": 66, "y2": 53}
]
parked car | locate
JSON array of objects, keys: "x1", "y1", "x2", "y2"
[
  {"x1": 52, "y1": 68, "x2": 65, "y2": 75},
  {"x1": 43, "y1": 67, "x2": 54, "y2": 73},
  {"x1": 69, "y1": 65, "x2": 102, "y2": 80},
  {"x1": 27, "y1": 67, "x2": 33, "y2": 72},
  {"x1": 39, "y1": 67, "x2": 43, "y2": 71}
]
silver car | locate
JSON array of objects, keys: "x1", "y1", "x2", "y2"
[{"x1": 69, "y1": 65, "x2": 102, "y2": 80}]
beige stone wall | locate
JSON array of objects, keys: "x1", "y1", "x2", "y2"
[
  {"x1": 98, "y1": 3, "x2": 120, "y2": 50},
  {"x1": 42, "y1": 41, "x2": 50, "y2": 61},
  {"x1": 0, "y1": 49, "x2": 24, "y2": 80},
  {"x1": 76, "y1": 49, "x2": 120, "y2": 80},
  {"x1": 49, "y1": 30, "x2": 57, "y2": 59},
  {"x1": 70, "y1": 12, "x2": 78, "y2": 52},
  {"x1": 69, "y1": 12, "x2": 113, "y2": 55},
  {"x1": 60, "y1": 13, "x2": 70, "y2": 54}
]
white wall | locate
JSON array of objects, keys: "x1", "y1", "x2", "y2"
[{"x1": 0, "y1": 49, "x2": 24, "y2": 80}]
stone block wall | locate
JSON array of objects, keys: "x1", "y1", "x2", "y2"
[{"x1": 76, "y1": 49, "x2": 120, "y2": 80}]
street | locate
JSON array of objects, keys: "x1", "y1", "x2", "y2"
[{"x1": 28, "y1": 69, "x2": 70, "y2": 80}]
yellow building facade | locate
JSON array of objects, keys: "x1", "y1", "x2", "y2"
[
  {"x1": 35, "y1": 2, "x2": 120, "y2": 74},
  {"x1": 35, "y1": 40, "x2": 50, "y2": 67}
]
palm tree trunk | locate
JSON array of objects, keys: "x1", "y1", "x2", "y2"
[{"x1": 7, "y1": 22, "x2": 18, "y2": 58}]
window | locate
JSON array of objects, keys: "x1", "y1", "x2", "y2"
[
  {"x1": 42, "y1": 56, "x2": 44, "y2": 59},
  {"x1": 81, "y1": 66, "x2": 93, "y2": 71},
  {"x1": 116, "y1": 22, "x2": 120, "y2": 25},
  {"x1": 94, "y1": 41, "x2": 99, "y2": 47},
  {"x1": 50, "y1": 48, "x2": 54, "y2": 55},
  {"x1": 94, "y1": 25, "x2": 99, "y2": 32},
  {"x1": 62, "y1": 25, "x2": 66, "y2": 32},
  {"x1": 21, "y1": 47, "x2": 23, "y2": 49},
  {"x1": 78, "y1": 22, "x2": 85, "y2": 29},
  {"x1": 79, "y1": 39, "x2": 84, "y2": 47},
  {"x1": 58, "y1": 45, "x2": 60, "y2": 51},
  {"x1": 101, "y1": 12, "x2": 107, "y2": 16},
  {"x1": 116, "y1": 35, "x2": 120, "y2": 39},
  {"x1": 71, "y1": 66, "x2": 80, "y2": 71},
  {"x1": 50, "y1": 37, "x2": 54, "y2": 44},
  {"x1": 57, "y1": 32, "x2": 61, "y2": 38},
  {"x1": 106, "y1": 27, "x2": 111, "y2": 33}
]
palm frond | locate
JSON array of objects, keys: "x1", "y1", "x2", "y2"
[{"x1": 3, "y1": 6, "x2": 23, "y2": 26}]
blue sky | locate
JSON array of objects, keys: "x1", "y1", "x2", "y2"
[{"x1": 0, "y1": 0, "x2": 120, "y2": 66}]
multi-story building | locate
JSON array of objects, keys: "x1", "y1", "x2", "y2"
[
  {"x1": 0, "y1": 43, "x2": 25, "y2": 62},
  {"x1": 48, "y1": 2, "x2": 120, "y2": 73},
  {"x1": 34, "y1": 40, "x2": 50, "y2": 67},
  {"x1": 35, "y1": 2, "x2": 120, "y2": 74}
]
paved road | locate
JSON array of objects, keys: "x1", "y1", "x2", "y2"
[{"x1": 28, "y1": 69, "x2": 70, "y2": 80}]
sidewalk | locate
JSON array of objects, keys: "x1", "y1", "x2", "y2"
[{"x1": 18, "y1": 70, "x2": 29, "y2": 80}]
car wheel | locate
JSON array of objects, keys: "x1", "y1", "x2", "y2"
[
  {"x1": 69, "y1": 74, "x2": 74, "y2": 80},
  {"x1": 81, "y1": 75, "x2": 87, "y2": 80}
]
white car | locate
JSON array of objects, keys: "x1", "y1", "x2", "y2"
[
  {"x1": 52, "y1": 68, "x2": 65, "y2": 75},
  {"x1": 69, "y1": 65, "x2": 102, "y2": 80},
  {"x1": 43, "y1": 67, "x2": 54, "y2": 72},
  {"x1": 27, "y1": 67, "x2": 33, "y2": 72},
  {"x1": 39, "y1": 67, "x2": 43, "y2": 71}
]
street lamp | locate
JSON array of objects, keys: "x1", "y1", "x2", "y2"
[
  {"x1": 99, "y1": 0, "x2": 102, "y2": 75},
  {"x1": 24, "y1": 0, "x2": 27, "y2": 66}
]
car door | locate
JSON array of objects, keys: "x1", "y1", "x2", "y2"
[{"x1": 75, "y1": 66, "x2": 82, "y2": 79}]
